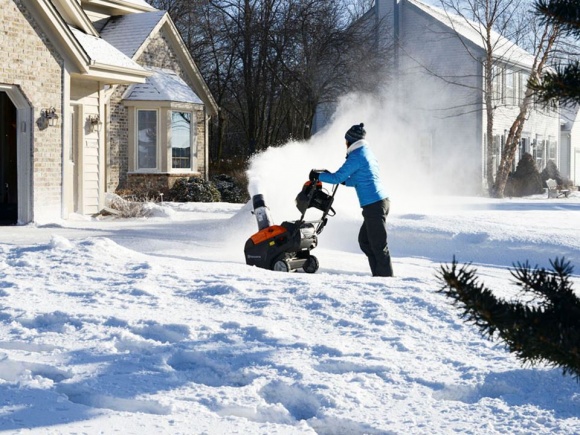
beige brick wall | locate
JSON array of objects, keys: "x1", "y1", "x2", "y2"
[
  {"x1": 1, "y1": 0, "x2": 64, "y2": 220},
  {"x1": 108, "y1": 85, "x2": 130, "y2": 191}
]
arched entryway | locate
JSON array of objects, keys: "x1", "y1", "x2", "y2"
[
  {"x1": 0, "y1": 92, "x2": 17, "y2": 224},
  {"x1": 0, "y1": 85, "x2": 32, "y2": 225}
]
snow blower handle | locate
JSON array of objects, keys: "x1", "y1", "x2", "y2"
[{"x1": 309, "y1": 169, "x2": 329, "y2": 182}]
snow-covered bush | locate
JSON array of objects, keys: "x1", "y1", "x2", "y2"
[{"x1": 105, "y1": 193, "x2": 154, "y2": 218}]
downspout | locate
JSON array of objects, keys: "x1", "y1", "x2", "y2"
[
  {"x1": 394, "y1": 0, "x2": 400, "y2": 74},
  {"x1": 61, "y1": 64, "x2": 68, "y2": 220},
  {"x1": 204, "y1": 106, "x2": 210, "y2": 181},
  {"x1": 375, "y1": 0, "x2": 379, "y2": 51},
  {"x1": 390, "y1": 0, "x2": 401, "y2": 105}
]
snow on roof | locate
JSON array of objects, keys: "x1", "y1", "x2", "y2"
[
  {"x1": 97, "y1": 0, "x2": 156, "y2": 11},
  {"x1": 123, "y1": 68, "x2": 203, "y2": 104},
  {"x1": 100, "y1": 11, "x2": 166, "y2": 59},
  {"x1": 409, "y1": 0, "x2": 536, "y2": 69},
  {"x1": 560, "y1": 105, "x2": 580, "y2": 130},
  {"x1": 69, "y1": 26, "x2": 146, "y2": 71},
  {"x1": 116, "y1": 0, "x2": 153, "y2": 8}
]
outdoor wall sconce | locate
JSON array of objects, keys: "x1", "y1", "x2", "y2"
[
  {"x1": 41, "y1": 107, "x2": 59, "y2": 127},
  {"x1": 87, "y1": 114, "x2": 102, "y2": 133}
]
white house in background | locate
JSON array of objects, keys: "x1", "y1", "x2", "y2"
[
  {"x1": 0, "y1": 0, "x2": 217, "y2": 225},
  {"x1": 560, "y1": 106, "x2": 580, "y2": 186},
  {"x1": 317, "y1": 0, "x2": 561, "y2": 194}
]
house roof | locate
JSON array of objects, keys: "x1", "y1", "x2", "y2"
[
  {"x1": 25, "y1": 0, "x2": 217, "y2": 114},
  {"x1": 123, "y1": 68, "x2": 203, "y2": 104},
  {"x1": 408, "y1": 0, "x2": 536, "y2": 69},
  {"x1": 70, "y1": 27, "x2": 146, "y2": 72},
  {"x1": 100, "y1": 11, "x2": 167, "y2": 58},
  {"x1": 100, "y1": 11, "x2": 218, "y2": 115}
]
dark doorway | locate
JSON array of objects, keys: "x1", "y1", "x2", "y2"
[{"x1": 0, "y1": 92, "x2": 17, "y2": 225}]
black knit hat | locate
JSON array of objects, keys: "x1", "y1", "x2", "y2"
[{"x1": 345, "y1": 123, "x2": 366, "y2": 144}]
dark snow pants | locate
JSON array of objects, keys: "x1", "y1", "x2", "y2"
[{"x1": 358, "y1": 198, "x2": 394, "y2": 277}]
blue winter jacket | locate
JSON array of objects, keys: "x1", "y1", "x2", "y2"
[{"x1": 319, "y1": 139, "x2": 388, "y2": 207}]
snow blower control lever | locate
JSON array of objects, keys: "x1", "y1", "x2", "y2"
[{"x1": 244, "y1": 172, "x2": 338, "y2": 273}]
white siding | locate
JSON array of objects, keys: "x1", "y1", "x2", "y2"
[
  {"x1": 397, "y1": 2, "x2": 484, "y2": 192},
  {"x1": 570, "y1": 113, "x2": 580, "y2": 186}
]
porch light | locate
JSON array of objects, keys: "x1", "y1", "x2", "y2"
[
  {"x1": 41, "y1": 107, "x2": 59, "y2": 127},
  {"x1": 87, "y1": 114, "x2": 102, "y2": 133}
]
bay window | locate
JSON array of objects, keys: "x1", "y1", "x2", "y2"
[
  {"x1": 125, "y1": 104, "x2": 200, "y2": 174},
  {"x1": 123, "y1": 68, "x2": 203, "y2": 175}
]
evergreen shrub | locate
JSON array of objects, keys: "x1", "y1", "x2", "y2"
[
  {"x1": 438, "y1": 257, "x2": 580, "y2": 380},
  {"x1": 504, "y1": 153, "x2": 544, "y2": 197},
  {"x1": 168, "y1": 177, "x2": 221, "y2": 202},
  {"x1": 541, "y1": 160, "x2": 573, "y2": 188},
  {"x1": 211, "y1": 174, "x2": 249, "y2": 203}
]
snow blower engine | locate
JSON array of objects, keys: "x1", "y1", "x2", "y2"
[{"x1": 244, "y1": 172, "x2": 338, "y2": 273}]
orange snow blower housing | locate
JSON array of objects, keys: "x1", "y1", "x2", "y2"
[{"x1": 244, "y1": 178, "x2": 338, "y2": 273}]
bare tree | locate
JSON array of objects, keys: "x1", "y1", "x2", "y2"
[
  {"x1": 438, "y1": 0, "x2": 529, "y2": 193},
  {"x1": 149, "y1": 0, "x2": 385, "y2": 161},
  {"x1": 435, "y1": 0, "x2": 562, "y2": 197},
  {"x1": 492, "y1": 10, "x2": 560, "y2": 197}
]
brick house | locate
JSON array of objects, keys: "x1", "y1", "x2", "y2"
[{"x1": 0, "y1": 0, "x2": 218, "y2": 225}]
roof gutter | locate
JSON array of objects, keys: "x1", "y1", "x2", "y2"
[
  {"x1": 86, "y1": 0, "x2": 157, "y2": 13},
  {"x1": 82, "y1": 62, "x2": 151, "y2": 84}
]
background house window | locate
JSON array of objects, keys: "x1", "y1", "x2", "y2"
[
  {"x1": 519, "y1": 72, "x2": 529, "y2": 104},
  {"x1": 533, "y1": 135, "x2": 545, "y2": 169},
  {"x1": 505, "y1": 69, "x2": 514, "y2": 105},
  {"x1": 491, "y1": 64, "x2": 503, "y2": 103},
  {"x1": 137, "y1": 110, "x2": 157, "y2": 169},
  {"x1": 548, "y1": 136, "x2": 557, "y2": 161},
  {"x1": 171, "y1": 111, "x2": 192, "y2": 169}
]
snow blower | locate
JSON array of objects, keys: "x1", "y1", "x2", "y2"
[{"x1": 244, "y1": 174, "x2": 338, "y2": 273}]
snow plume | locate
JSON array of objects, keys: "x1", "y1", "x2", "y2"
[{"x1": 245, "y1": 90, "x2": 440, "y2": 226}]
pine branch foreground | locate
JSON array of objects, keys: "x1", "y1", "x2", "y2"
[{"x1": 437, "y1": 257, "x2": 580, "y2": 380}]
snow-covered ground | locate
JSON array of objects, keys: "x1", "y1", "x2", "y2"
[
  {"x1": 1, "y1": 188, "x2": 579, "y2": 434},
  {"x1": 2, "y1": 87, "x2": 580, "y2": 433}
]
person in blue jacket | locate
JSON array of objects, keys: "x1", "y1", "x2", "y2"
[{"x1": 310, "y1": 123, "x2": 393, "y2": 277}]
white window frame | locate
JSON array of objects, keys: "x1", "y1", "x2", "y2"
[
  {"x1": 135, "y1": 109, "x2": 160, "y2": 172},
  {"x1": 505, "y1": 69, "x2": 514, "y2": 105},
  {"x1": 169, "y1": 110, "x2": 196, "y2": 172},
  {"x1": 126, "y1": 103, "x2": 200, "y2": 174}
]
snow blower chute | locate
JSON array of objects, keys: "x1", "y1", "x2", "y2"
[{"x1": 244, "y1": 174, "x2": 338, "y2": 273}]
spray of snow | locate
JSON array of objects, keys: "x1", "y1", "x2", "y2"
[{"x1": 244, "y1": 89, "x2": 450, "y2": 248}]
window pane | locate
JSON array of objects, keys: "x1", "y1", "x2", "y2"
[
  {"x1": 138, "y1": 110, "x2": 157, "y2": 169},
  {"x1": 505, "y1": 69, "x2": 514, "y2": 104},
  {"x1": 171, "y1": 112, "x2": 191, "y2": 169}
]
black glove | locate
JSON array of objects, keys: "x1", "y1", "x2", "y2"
[
  {"x1": 309, "y1": 169, "x2": 321, "y2": 182},
  {"x1": 309, "y1": 169, "x2": 329, "y2": 181}
]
